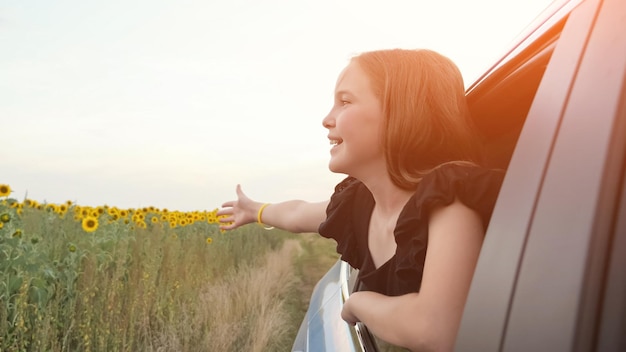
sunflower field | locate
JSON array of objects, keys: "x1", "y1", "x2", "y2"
[{"x1": 0, "y1": 184, "x2": 338, "y2": 352}]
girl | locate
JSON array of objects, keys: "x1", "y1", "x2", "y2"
[{"x1": 218, "y1": 49, "x2": 504, "y2": 352}]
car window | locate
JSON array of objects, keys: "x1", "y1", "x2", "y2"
[{"x1": 467, "y1": 16, "x2": 567, "y2": 170}]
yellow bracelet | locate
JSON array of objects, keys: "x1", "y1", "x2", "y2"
[
  {"x1": 257, "y1": 203, "x2": 274, "y2": 230},
  {"x1": 257, "y1": 203, "x2": 270, "y2": 224}
]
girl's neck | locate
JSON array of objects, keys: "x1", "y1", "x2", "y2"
[{"x1": 362, "y1": 177, "x2": 415, "y2": 216}]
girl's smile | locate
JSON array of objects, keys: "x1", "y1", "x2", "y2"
[{"x1": 322, "y1": 62, "x2": 385, "y2": 179}]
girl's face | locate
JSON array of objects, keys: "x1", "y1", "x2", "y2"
[{"x1": 322, "y1": 62, "x2": 385, "y2": 179}]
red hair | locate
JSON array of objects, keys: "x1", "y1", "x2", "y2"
[{"x1": 351, "y1": 49, "x2": 482, "y2": 190}]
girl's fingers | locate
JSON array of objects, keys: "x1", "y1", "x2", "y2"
[
  {"x1": 235, "y1": 184, "x2": 246, "y2": 198},
  {"x1": 217, "y1": 207, "x2": 233, "y2": 216},
  {"x1": 220, "y1": 200, "x2": 237, "y2": 208},
  {"x1": 218, "y1": 215, "x2": 235, "y2": 223},
  {"x1": 219, "y1": 222, "x2": 237, "y2": 231},
  {"x1": 217, "y1": 185, "x2": 248, "y2": 231}
]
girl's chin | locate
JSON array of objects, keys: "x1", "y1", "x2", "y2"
[{"x1": 327, "y1": 159, "x2": 343, "y2": 174}]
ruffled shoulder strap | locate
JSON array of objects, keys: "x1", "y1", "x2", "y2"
[
  {"x1": 318, "y1": 176, "x2": 372, "y2": 268},
  {"x1": 413, "y1": 163, "x2": 505, "y2": 226},
  {"x1": 394, "y1": 163, "x2": 505, "y2": 283}
]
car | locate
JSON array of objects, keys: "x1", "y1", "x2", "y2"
[{"x1": 292, "y1": 0, "x2": 626, "y2": 350}]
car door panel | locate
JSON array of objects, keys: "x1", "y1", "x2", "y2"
[
  {"x1": 456, "y1": 1, "x2": 601, "y2": 350},
  {"x1": 503, "y1": 0, "x2": 626, "y2": 349},
  {"x1": 596, "y1": 164, "x2": 626, "y2": 351}
]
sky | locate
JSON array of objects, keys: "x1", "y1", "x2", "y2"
[{"x1": 1, "y1": 0, "x2": 554, "y2": 212}]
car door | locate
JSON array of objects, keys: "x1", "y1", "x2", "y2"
[{"x1": 456, "y1": 0, "x2": 626, "y2": 350}]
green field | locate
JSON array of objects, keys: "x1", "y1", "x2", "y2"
[{"x1": 0, "y1": 195, "x2": 339, "y2": 352}]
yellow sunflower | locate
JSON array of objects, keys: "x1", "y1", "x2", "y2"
[
  {"x1": 107, "y1": 207, "x2": 118, "y2": 216},
  {"x1": 206, "y1": 237, "x2": 213, "y2": 244},
  {"x1": 82, "y1": 216, "x2": 99, "y2": 233},
  {"x1": 0, "y1": 184, "x2": 10, "y2": 197}
]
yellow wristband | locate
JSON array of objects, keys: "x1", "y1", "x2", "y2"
[
  {"x1": 257, "y1": 203, "x2": 274, "y2": 230},
  {"x1": 257, "y1": 203, "x2": 270, "y2": 224}
]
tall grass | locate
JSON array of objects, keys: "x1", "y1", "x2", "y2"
[{"x1": 0, "y1": 201, "x2": 338, "y2": 351}]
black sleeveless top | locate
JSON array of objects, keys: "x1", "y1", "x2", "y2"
[{"x1": 318, "y1": 163, "x2": 505, "y2": 296}]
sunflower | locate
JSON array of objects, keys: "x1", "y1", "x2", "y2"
[
  {"x1": 107, "y1": 207, "x2": 118, "y2": 216},
  {"x1": 0, "y1": 213, "x2": 10, "y2": 223},
  {"x1": 82, "y1": 216, "x2": 99, "y2": 233},
  {"x1": 206, "y1": 237, "x2": 213, "y2": 244},
  {"x1": 0, "y1": 184, "x2": 10, "y2": 197}
]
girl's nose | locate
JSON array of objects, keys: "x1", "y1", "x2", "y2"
[{"x1": 322, "y1": 111, "x2": 335, "y2": 129}]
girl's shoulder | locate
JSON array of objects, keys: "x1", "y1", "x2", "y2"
[{"x1": 409, "y1": 162, "x2": 506, "y2": 226}]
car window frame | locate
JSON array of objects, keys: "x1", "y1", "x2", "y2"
[
  {"x1": 456, "y1": 0, "x2": 599, "y2": 347},
  {"x1": 596, "y1": 153, "x2": 626, "y2": 351},
  {"x1": 457, "y1": 0, "x2": 626, "y2": 350},
  {"x1": 502, "y1": 0, "x2": 626, "y2": 349}
]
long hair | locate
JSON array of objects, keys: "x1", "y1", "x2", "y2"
[{"x1": 351, "y1": 49, "x2": 483, "y2": 190}]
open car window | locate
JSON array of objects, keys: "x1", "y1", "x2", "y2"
[{"x1": 467, "y1": 15, "x2": 566, "y2": 170}]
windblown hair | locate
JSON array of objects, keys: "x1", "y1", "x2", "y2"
[{"x1": 351, "y1": 49, "x2": 483, "y2": 190}]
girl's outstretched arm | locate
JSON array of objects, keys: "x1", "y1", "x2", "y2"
[
  {"x1": 217, "y1": 184, "x2": 329, "y2": 233},
  {"x1": 341, "y1": 198, "x2": 485, "y2": 352}
]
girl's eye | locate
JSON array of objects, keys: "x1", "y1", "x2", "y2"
[{"x1": 340, "y1": 100, "x2": 350, "y2": 106}]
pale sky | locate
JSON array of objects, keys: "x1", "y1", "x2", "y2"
[{"x1": 1, "y1": 0, "x2": 553, "y2": 212}]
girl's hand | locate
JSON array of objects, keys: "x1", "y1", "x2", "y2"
[
  {"x1": 341, "y1": 293, "x2": 361, "y2": 326},
  {"x1": 217, "y1": 184, "x2": 261, "y2": 230}
]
